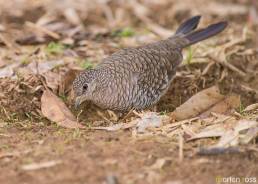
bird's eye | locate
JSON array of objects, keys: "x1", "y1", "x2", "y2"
[{"x1": 83, "y1": 84, "x2": 88, "y2": 91}]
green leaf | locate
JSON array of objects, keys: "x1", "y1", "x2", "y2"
[
  {"x1": 80, "y1": 59, "x2": 94, "y2": 69},
  {"x1": 45, "y1": 42, "x2": 65, "y2": 55},
  {"x1": 112, "y1": 27, "x2": 135, "y2": 37},
  {"x1": 185, "y1": 47, "x2": 193, "y2": 65}
]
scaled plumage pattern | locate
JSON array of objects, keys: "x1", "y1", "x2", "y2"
[{"x1": 73, "y1": 16, "x2": 227, "y2": 111}]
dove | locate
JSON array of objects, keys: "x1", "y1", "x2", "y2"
[{"x1": 73, "y1": 16, "x2": 227, "y2": 112}]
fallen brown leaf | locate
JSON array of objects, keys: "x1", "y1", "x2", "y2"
[
  {"x1": 59, "y1": 69, "x2": 80, "y2": 94},
  {"x1": 28, "y1": 60, "x2": 65, "y2": 74},
  {"x1": 200, "y1": 94, "x2": 240, "y2": 118},
  {"x1": 43, "y1": 71, "x2": 60, "y2": 92},
  {"x1": 41, "y1": 89, "x2": 84, "y2": 129},
  {"x1": 171, "y1": 86, "x2": 240, "y2": 121}
]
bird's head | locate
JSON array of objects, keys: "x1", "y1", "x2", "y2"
[{"x1": 73, "y1": 69, "x2": 98, "y2": 108}]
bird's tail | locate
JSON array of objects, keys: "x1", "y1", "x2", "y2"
[
  {"x1": 175, "y1": 15, "x2": 201, "y2": 35},
  {"x1": 171, "y1": 16, "x2": 228, "y2": 48},
  {"x1": 182, "y1": 21, "x2": 228, "y2": 47}
]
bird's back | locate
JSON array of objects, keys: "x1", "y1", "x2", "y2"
[{"x1": 94, "y1": 38, "x2": 184, "y2": 111}]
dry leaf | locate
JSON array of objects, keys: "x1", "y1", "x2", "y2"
[
  {"x1": 25, "y1": 21, "x2": 60, "y2": 39},
  {"x1": 212, "y1": 120, "x2": 257, "y2": 147},
  {"x1": 188, "y1": 117, "x2": 237, "y2": 141},
  {"x1": 43, "y1": 71, "x2": 60, "y2": 92},
  {"x1": 241, "y1": 127, "x2": 258, "y2": 144},
  {"x1": 189, "y1": 119, "x2": 258, "y2": 148},
  {"x1": 64, "y1": 8, "x2": 81, "y2": 25},
  {"x1": 59, "y1": 69, "x2": 80, "y2": 94},
  {"x1": 150, "y1": 158, "x2": 172, "y2": 170},
  {"x1": 28, "y1": 60, "x2": 65, "y2": 74},
  {"x1": 243, "y1": 103, "x2": 258, "y2": 112},
  {"x1": 41, "y1": 90, "x2": 83, "y2": 128},
  {"x1": 133, "y1": 112, "x2": 169, "y2": 133},
  {"x1": 0, "y1": 63, "x2": 20, "y2": 78},
  {"x1": 216, "y1": 130, "x2": 239, "y2": 147},
  {"x1": 200, "y1": 94, "x2": 240, "y2": 118},
  {"x1": 0, "y1": 32, "x2": 20, "y2": 51},
  {"x1": 171, "y1": 86, "x2": 240, "y2": 121}
]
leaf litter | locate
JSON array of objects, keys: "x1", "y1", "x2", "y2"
[
  {"x1": 0, "y1": 0, "x2": 258, "y2": 183},
  {"x1": 90, "y1": 82, "x2": 257, "y2": 150},
  {"x1": 171, "y1": 86, "x2": 240, "y2": 120},
  {"x1": 41, "y1": 89, "x2": 84, "y2": 129}
]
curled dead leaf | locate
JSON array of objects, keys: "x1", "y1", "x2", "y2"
[{"x1": 41, "y1": 89, "x2": 84, "y2": 129}]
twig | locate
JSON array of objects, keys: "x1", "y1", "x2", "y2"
[
  {"x1": 130, "y1": 0, "x2": 173, "y2": 38},
  {"x1": 96, "y1": 110, "x2": 112, "y2": 124},
  {"x1": 208, "y1": 54, "x2": 246, "y2": 77},
  {"x1": 178, "y1": 133, "x2": 184, "y2": 162},
  {"x1": 0, "y1": 133, "x2": 11, "y2": 138},
  {"x1": 121, "y1": 108, "x2": 136, "y2": 121},
  {"x1": 132, "y1": 110, "x2": 142, "y2": 117},
  {"x1": 21, "y1": 160, "x2": 62, "y2": 171},
  {"x1": 37, "y1": 75, "x2": 49, "y2": 91},
  {"x1": 201, "y1": 61, "x2": 215, "y2": 75},
  {"x1": 163, "y1": 117, "x2": 200, "y2": 129},
  {"x1": 25, "y1": 21, "x2": 60, "y2": 40}
]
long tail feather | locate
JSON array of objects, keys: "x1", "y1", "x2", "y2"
[
  {"x1": 175, "y1": 15, "x2": 201, "y2": 35},
  {"x1": 183, "y1": 21, "x2": 228, "y2": 47}
]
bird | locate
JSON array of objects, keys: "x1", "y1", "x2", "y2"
[{"x1": 73, "y1": 16, "x2": 227, "y2": 112}]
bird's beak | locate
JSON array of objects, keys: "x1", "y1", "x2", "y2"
[{"x1": 74, "y1": 96, "x2": 84, "y2": 109}]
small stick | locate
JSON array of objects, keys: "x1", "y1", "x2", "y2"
[
  {"x1": 208, "y1": 54, "x2": 246, "y2": 77},
  {"x1": 96, "y1": 110, "x2": 112, "y2": 124},
  {"x1": 25, "y1": 21, "x2": 60, "y2": 40},
  {"x1": 178, "y1": 133, "x2": 184, "y2": 162},
  {"x1": 121, "y1": 108, "x2": 135, "y2": 121}
]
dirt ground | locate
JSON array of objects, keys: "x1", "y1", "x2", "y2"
[
  {"x1": 1, "y1": 126, "x2": 258, "y2": 184},
  {"x1": 0, "y1": 0, "x2": 258, "y2": 184}
]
